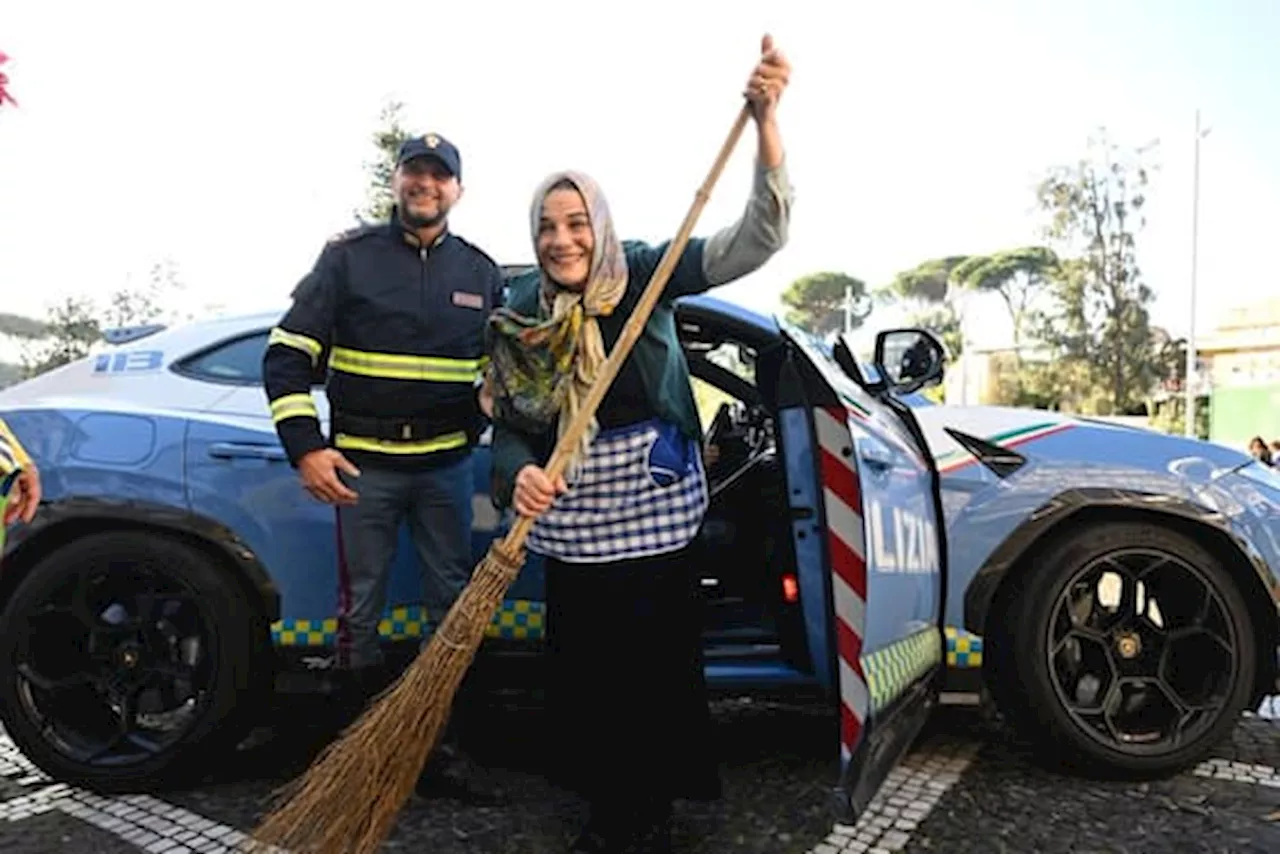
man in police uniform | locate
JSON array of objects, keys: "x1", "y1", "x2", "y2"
[{"x1": 262, "y1": 132, "x2": 505, "y2": 802}]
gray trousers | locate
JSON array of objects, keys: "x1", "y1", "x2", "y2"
[{"x1": 335, "y1": 454, "x2": 474, "y2": 670}]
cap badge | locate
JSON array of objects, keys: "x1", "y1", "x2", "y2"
[{"x1": 424, "y1": 134, "x2": 439, "y2": 148}]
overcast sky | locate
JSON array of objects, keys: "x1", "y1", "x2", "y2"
[{"x1": 2, "y1": 0, "x2": 1277, "y2": 357}]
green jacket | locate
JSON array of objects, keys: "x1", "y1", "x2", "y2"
[{"x1": 490, "y1": 238, "x2": 714, "y2": 509}]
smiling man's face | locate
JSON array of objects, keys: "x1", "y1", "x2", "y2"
[{"x1": 393, "y1": 156, "x2": 462, "y2": 229}]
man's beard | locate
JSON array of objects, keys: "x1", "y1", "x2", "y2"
[{"x1": 399, "y1": 195, "x2": 448, "y2": 229}]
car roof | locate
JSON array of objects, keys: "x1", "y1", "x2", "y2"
[
  {"x1": 0, "y1": 308, "x2": 283, "y2": 409},
  {"x1": 2, "y1": 296, "x2": 936, "y2": 410},
  {"x1": 675, "y1": 294, "x2": 782, "y2": 341},
  {"x1": 113, "y1": 309, "x2": 282, "y2": 356},
  {"x1": 118, "y1": 296, "x2": 781, "y2": 360}
]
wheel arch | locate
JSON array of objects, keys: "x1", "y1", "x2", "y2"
[
  {"x1": 1, "y1": 497, "x2": 282, "y2": 625},
  {"x1": 968, "y1": 489, "x2": 1279, "y2": 707}
]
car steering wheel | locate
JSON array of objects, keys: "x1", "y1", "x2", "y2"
[{"x1": 705, "y1": 402, "x2": 774, "y2": 498}]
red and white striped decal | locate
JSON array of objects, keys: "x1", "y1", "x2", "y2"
[{"x1": 814, "y1": 404, "x2": 870, "y2": 762}]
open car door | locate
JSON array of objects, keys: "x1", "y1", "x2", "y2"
[{"x1": 775, "y1": 323, "x2": 948, "y2": 821}]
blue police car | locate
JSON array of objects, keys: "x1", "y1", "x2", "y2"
[{"x1": 1, "y1": 292, "x2": 1277, "y2": 821}]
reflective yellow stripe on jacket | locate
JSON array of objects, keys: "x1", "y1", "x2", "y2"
[
  {"x1": 268, "y1": 326, "x2": 323, "y2": 366},
  {"x1": 328, "y1": 347, "x2": 487, "y2": 383},
  {"x1": 269, "y1": 393, "x2": 319, "y2": 425},
  {"x1": 333, "y1": 431, "x2": 469, "y2": 455}
]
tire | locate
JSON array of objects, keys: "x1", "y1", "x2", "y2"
[
  {"x1": 1006, "y1": 520, "x2": 1256, "y2": 779},
  {"x1": 0, "y1": 530, "x2": 270, "y2": 792}
]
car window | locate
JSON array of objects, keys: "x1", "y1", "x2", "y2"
[
  {"x1": 176, "y1": 331, "x2": 269, "y2": 385},
  {"x1": 701, "y1": 341, "x2": 756, "y2": 387},
  {"x1": 691, "y1": 375, "x2": 740, "y2": 434}
]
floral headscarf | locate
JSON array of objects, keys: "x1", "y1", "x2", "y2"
[{"x1": 486, "y1": 171, "x2": 629, "y2": 478}]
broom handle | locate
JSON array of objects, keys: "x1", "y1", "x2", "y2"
[{"x1": 501, "y1": 104, "x2": 753, "y2": 549}]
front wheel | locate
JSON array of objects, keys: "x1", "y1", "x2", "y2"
[
  {"x1": 1008, "y1": 521, "x2": 1257, "y2": 778},
  {"x1": 0, "y1": 531, "x2": 269, "y2": 792}
]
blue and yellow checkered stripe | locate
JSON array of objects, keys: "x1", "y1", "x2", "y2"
[
  {"x1": 271, "y1": 599, "x2": 546, "y2": 647},
  {"x1": 945, "y1": 626, "x2": 983, "y2": 668},
  {"x1": 860, "y1": 626, "x2": 942, "y2": 715}
]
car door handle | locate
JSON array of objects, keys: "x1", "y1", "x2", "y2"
[{"x1": 208, "y1": 442, "x2": 288, "y2": 461}]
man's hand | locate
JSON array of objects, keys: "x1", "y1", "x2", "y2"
[
  {"x1": 745, "y1": 34, "x2": 791, "y2": 121},
  {"x1": 298, "y1": 449, "x2": 361, "y2": 505},
  {"x1": 3, "y1": 467, "x2": 40, "y2": 525},
  {"x1": 513, "y1": 464, "x2": 567, "y2": 518}
]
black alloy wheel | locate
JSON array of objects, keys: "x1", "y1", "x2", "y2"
[
  {"x1": 1007, "y1": 521, "x2": 1257, "y2": 778},
  {"x1": 0, "y1": 531, "x2": 268, "y2": 791}
]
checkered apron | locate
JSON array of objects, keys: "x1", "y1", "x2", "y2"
[{"x1": 527, "y1": 418, "x2": 709, "y2": 563}]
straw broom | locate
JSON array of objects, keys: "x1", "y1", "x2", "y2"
[{"x1": 245, "y1": 101, "x2": 754, "y2": 854}]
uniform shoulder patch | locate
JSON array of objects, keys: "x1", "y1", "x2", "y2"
[{"x1": 326, "y1": 222, "x2": 380, "y2": 245}]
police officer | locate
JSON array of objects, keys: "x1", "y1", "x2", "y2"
[{"x1": 262, "y1": 132, "x2": 505, "y2": 802}]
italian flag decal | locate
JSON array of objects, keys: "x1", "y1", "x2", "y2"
[{"x1": 936, "y1": 421, "x2": 1074, "y2": 474}]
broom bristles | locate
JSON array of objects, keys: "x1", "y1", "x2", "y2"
[{"x1": 243, "y1": 542, "x2": 525, "y2": 854}]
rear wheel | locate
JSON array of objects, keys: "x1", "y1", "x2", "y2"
[
  {"x1": 0, "y1": 531, "x2": 269, "y2": 792},
  {"x1": 1007, "y1": 521, "x2": 1256, "y2": 778}
]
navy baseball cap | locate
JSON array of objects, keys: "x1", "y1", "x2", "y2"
[{"x1": 396, "y1": 132, "x2": 461, "y2": 178}]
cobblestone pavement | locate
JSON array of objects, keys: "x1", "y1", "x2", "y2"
[
  {"x1": 0, "y1": 696, "x2": 1277, "y2": 854},
  {"x1": 816, "y1": 710, "x2": 1280, "y2": 854}
]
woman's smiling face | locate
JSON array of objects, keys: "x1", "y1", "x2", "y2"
[{"x1": 536, "y1": 187, "x2": 593, "y2": 290}]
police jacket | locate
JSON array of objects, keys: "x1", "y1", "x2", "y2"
[{"x1": 262, "y1": 212, "x2": 505, "y2": 471}]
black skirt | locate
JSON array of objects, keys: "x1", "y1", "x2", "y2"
[{"x1": 543, "y1": 547, "x2": 722, "y2": 804}]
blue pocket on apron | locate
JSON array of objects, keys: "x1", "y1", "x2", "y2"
[{"x1": 647, "y1": 420, "x2": 697, "y2": 488}]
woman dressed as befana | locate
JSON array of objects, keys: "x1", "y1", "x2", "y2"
[{"x1": 486, "y1": 36, "x2": 795, "y2": 853}]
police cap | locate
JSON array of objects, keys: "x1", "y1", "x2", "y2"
[{"x1": 396, "y1": 132, "x2": 462, "y2": 179}]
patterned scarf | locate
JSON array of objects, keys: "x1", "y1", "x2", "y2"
[{"x1": 487, "y1": 171, "x2": 629, "y2": 480}]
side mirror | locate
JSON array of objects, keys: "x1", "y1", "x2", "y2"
[{"x1": 873, "y1": 328, "x2": 947, "y2": 394}]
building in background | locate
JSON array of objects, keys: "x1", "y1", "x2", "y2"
[{"x1": 1197, "y1": 297, "x2": 1280, "y2": 449}]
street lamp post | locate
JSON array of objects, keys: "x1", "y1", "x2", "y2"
[
  {"x1": 1185, "y1": 109, "x2": 1211, "y2": 438},
  {"x1": 842, "y1": 284, "x2": 870, "y2": 336}
]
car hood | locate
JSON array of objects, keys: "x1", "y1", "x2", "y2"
[{"x1": 912, "y1": 404, "x2": 1255, "y2": 484}]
